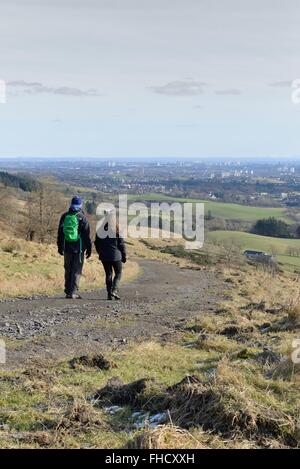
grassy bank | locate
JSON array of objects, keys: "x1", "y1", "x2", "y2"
[
  {"x1": 0, "y1": 228, "x2": 299, "y2": 448},
  {"x1": 0, "y1": 236, "x2": 140, "y2": 298},
  {"x1": 0, "y1": 256, "x2": 299, "y2": 448}
]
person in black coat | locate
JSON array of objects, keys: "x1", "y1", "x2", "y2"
[{"x1": 95, "y1": 213, "x2": 126, "y2": 300}]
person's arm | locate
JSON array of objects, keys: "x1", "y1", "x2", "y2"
[
  {"x1": 81, "y1": 216, "x2": 92, "y2": 257},
  {"x1": 57, "y1": 214, "x2": 65, "y2": 255},
  {"x1": 118, "y1": 235, "x2": 127, "y2": 263},
  {"x1": 94, "y1": 234, "x2": 102, "y2": 257}
]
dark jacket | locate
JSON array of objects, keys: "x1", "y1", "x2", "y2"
[
  {"x1": 95, "y1": 231, "x2": 126, "y2": 262},
  {"x1": 57, "y1": 209, "x2": 92, "y2": 255}
]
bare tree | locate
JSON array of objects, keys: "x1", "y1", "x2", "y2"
[
  {"x1": 24, "y1": 188, "x2": 66, "y2": 243},
  {"x1": 269, "y1": 245, "x2": 278, "y2": 257}
]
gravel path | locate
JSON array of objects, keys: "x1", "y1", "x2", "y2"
[{"x1": 0, "y1": 259, "x2": 224, "y2": 367}]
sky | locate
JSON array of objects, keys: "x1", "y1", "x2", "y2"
[{"x1": 0, "y1": 0, "x2": 300, "y2": 159}]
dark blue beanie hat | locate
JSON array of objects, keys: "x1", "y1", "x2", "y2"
[{"x1": 70, "y1": 195, "x2": 83, "y2": 211}]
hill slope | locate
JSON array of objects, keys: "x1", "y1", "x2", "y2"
[{"x1": 0, "y1": 237, "x2": 299, "y2": 449}]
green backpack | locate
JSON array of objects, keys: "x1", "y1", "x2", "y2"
[{"x1": 63, "y1": 213, "x2": 80, "y2": 243}]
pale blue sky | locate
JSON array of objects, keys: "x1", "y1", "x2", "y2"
[{"x1": 0, "y1": 0, "x2": 300, "y2": 158}]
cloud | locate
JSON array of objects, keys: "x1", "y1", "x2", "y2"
[
  {"x1": 7, "y1": 80, "x2": 101, "y2": 97},
  {"x1": 149, "y1": 80, "x2": 207, "y2": 96},
  {"x1": 215, "y1": 88, "x2": 241, "y2": 95},
  {"x1": 8, "y1": 80, "x2": 43, "y2": 87},
  {"x1": 268, "y1": 80, "x2": 292, "y2": 88}
]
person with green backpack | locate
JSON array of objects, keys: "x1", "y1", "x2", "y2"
[{"x1": 57, "y1": 196, "x2": 92, "y2": 299}]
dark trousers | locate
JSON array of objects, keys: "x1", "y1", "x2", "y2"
[
  {"x1": 64, "y1": 252, "x2": 83, "y2": 295},
  {"x1": 101, "y1": 260, "x2": 122, "y2": 293}
]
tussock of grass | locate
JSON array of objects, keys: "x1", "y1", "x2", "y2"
[
  {"x1": 94, "y1": 376, "x2": 166, "y2": 412},
  {"x1": 127, "y1": 424, "x2": 207, "y2": 449},
  {"x1": 1, "y1": 238, "x2": 23, "y2": 253},
  {"x1": 194, "y1": 333, "x2": 241, "y2": 354},
  {"x1": 69, "y1": 354, "x2": 116, "y2": 371},
  {"x1": 165, "y1": 361, "x2": 298, "y2": 446},
  {"x1": 265, "y1": 297, "x2": 300, "y2": 333},
  {"x1": 286, "y1": 296, "x2": 300, "y2": 324},
  {"x1": 93, "y1": 357, "x2": 299, "y2": 447},
  {"x1": 126, "y1": 423, "x2": 281, "y2": 449},
  {"x1": 271, "y1": 357, "x2": 300, "y2": 382},
  {"x1": 57, "y1": 397, "x2": 104, "y2": 430},
  {"x1": 185, "y1": 314, "x2": 223, "y2": 334},
  {"x1": 269, "y1": 340, "x2": 300, "y2": 383}
]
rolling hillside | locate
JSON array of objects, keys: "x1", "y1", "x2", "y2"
[{"x1": 127, "y1": 194, "x2": 290, "y2": 223}]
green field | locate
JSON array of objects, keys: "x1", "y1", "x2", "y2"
[
  {"x1": 127, "y1": 193, "x2": 289, "y2": 223},
  {"x1": 207, "y1": 230, "x2": 300, "y2": 271}
]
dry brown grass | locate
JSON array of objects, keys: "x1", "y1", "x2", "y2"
[
  {"x1": 0, "y1": 338, "x2": 299, "y2": 448},
  {"x1": 126, "y1": 424, "x2": 286, "y2": 449},
  {"x1": 165, "y1": 361, "x2": 299, "y2": 446},
  {"x1": 0, "y1": 234, "x2": 140, "y2": 298},
  {"x1": 127, "y1": 425, "x2": 208, "y2": 449},
  {"x1": 0, "y1": 226, "x2": 204, "y2": 299},
  {"x1": 57, "y1": 397, "x2": 104, "y2": 431},
  {"x1": 220, "y1": 263, "x2": 300, "y2": 311},
  {"x1": 194, "y1": 334, "x2": 241, "y2": 354},
  {"x1": 286, "y1": 295, "x2": 300, "y2": 324},
  {"x1": 90, "y1": 344, "x2": 299, "y2": 448},
  {"x1": 69, "y1": 354, "x2": 117, "y2": 371},
  {"x1": 94, "y1": 376, "x2": 166, "y2": 411}
]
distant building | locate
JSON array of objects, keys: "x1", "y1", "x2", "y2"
[
  {"x1": 244, "y1": 249, "x2": 277, "y2": 268},
  {"x1": 244, "y1": 249, "x2": 269, "y2": 258}
]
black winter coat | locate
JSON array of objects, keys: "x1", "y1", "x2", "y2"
[{"x1": 94, "y1": 233, "x2": 126, "y2": 262}]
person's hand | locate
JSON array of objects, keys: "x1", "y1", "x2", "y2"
[
  {"x1": 86, "y1": 251, "x2": 92, "y2": 259},
  {"x1": 122, "y1": 256, "x2": 127, "y2": 264},
  {"x1": 58, "y1": 248, "x2": 64, "y2": 256}
]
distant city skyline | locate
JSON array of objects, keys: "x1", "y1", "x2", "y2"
[{"x1": 0, "y1": 0, "x2": 300, "y2": 159}]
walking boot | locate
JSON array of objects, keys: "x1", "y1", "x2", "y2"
[{"x1": 111, "y1": 290, "x2": 121, "y2": 300}]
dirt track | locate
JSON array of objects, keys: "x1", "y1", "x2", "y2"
[{"x1": 0, "y1": 259, "x2": 224, "y2": 368}]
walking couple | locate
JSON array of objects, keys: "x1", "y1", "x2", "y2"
[{"x1": 57, "y1": 196, "x2": 126, "y2": 300}]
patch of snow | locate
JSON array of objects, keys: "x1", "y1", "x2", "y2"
[{"x1": 103, "y1": 405, "x2": 123, "y2": 414}]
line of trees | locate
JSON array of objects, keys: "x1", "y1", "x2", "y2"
[
  {"x1": 0, "y1": 171, "x2": 41, "y2": 192},
  {"x1": 251, "y1": 217, "x2": 291, "y2": 238}
]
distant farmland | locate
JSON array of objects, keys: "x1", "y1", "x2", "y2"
[
  {"x1": 208, "y1": 230, "x2": 300, "y2": 271},
  {"x1": 128, "y1": 193, "x2": 290, "y2": 223}
]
